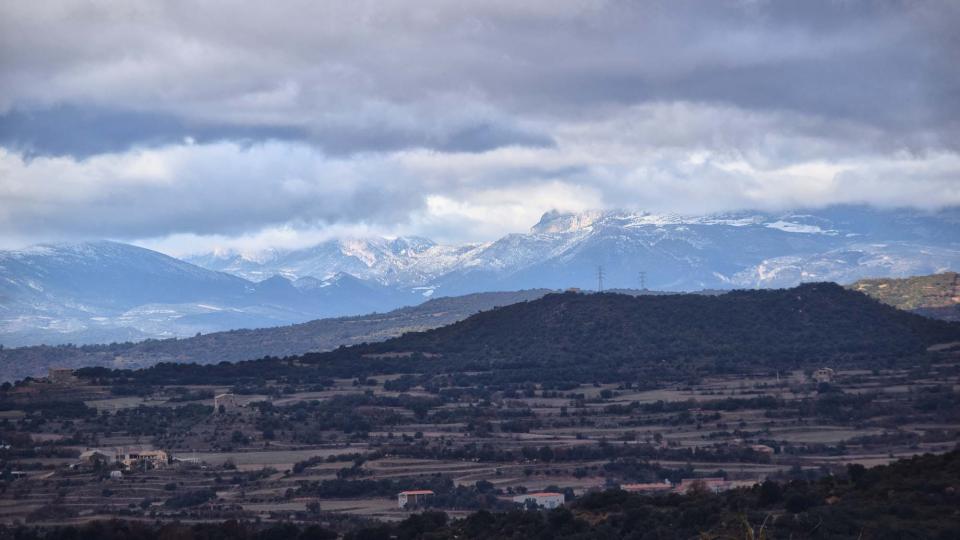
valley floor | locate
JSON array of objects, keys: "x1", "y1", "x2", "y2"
[{"x1": 2, "y1": 351, "x2": 958, "y2": 532}]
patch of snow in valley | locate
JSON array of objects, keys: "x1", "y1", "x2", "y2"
[{"x1": 765, "y1": 221, "x2": 833, "y2": 234}]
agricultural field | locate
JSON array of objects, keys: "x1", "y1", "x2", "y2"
[{"x1": 2, "y1": 350, "x2": 957, "y2": 528}]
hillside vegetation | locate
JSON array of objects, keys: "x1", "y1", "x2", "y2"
[
  {"x1": 93, "y1": 283, "x2": 960, "y2": 387},
  {"x1": 851, "y1": 271, "x2": 960, "y2": 321},
  {"x1": 320, "y1": 282, "x2": 959, "y2": 370},
  {"x1": 0, "y1": 290, "x2": 551, "y2": 382}
]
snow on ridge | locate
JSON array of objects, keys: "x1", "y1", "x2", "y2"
[
  {"x1": 764, "y1": 221, "x2": 834, "y2": 234},
  {"x1": 4, "y1": 245, "x2": 57, "y2": 258},
  {"x1": 619, "y1": 213, "x2": 685, "y2": 227},
  {"x1": 533, "y1": 209, "x2": 779, "y2": 232},
  {"x1": 339, "y1": 239, "x2": 381, "y2": 267}
]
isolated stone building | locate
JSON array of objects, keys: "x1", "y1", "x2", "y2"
[
  {"x1": 47, "y1": 367, "x2": 76, "y2": 385},
  {"x1": 214, "y1": 393, "x2": 240, "y2": 412}
]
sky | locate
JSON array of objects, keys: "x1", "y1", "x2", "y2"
[{"x1": 0, "y1": 0, "x2": 958, "y2": 256}]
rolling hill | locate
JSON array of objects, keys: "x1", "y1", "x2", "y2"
[
  {"x1": 332, "y1": 283, "x2": 959, "y2": 371},
  {"x1": 89, "y1": 283, "x2": 960, "y2": 388}
]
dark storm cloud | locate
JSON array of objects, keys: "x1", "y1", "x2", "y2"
[
  {"x1": 302, "y1": 122, "x2": 554, "y2": 156},
  {"x1": 0, "y1": 0, "x2": 957, "y2": 248},
  {"x1": 2, "y1": 1, "x2": 956, "y2": 157},
  {"x1": 0, "y1": 106, "x2": 553, "y2": 158},
  {"x1": 0, "y1": 106, "x2": 307, "y2": 158},
  {"x1": 467, "y1": 0, "x2": 959, "y2": 150}
]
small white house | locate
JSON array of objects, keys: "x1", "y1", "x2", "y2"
[
  {"x1": 513, "y1": 492, "x2": 565, "y2": 509},
  {"x1": 398, "y1": 490, "x2": 434, "y2": 509}
]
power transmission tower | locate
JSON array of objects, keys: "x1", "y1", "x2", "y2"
[
  {"x1": 638, "y1": 271, "x2": 647, "y2": 290},
  {"x1": 597, "y1": 266, "x2": 605, "y2": 292}
]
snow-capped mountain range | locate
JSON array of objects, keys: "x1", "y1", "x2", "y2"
[
  {"x1": 187, "y1": 236, "x2": 485, "y2": 289},
  {"x1": 188, "y1": 205, "x2": 960, "y2": 293},
  {"x1": 1, "y1": 205, "x2": 958, "y2": 347}
]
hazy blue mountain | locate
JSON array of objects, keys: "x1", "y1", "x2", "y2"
[
  {"x1": 0, "y1": 240, "x2": 249, "y2": 307},
  {"x1": 0, "y1": 241, "x2": 423, "y2": 347}
]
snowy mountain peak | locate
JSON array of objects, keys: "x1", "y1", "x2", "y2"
[
  {"x1": 531, "y1": 209, "x2": 608, "y2": 234},
  {"x1": 5, "y1": 239, "x2": 137, "y2": 259}
]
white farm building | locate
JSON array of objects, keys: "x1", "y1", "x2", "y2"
[
  {"x1": 398, "y1": 490, "x2": 434, "y2": 509},
  {"x1": 512, "y1": 492, "x2": 565, "y2": 509}
]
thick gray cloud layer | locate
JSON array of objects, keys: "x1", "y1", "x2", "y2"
[{"x1": 0, "y1": 0, "x2": 957, "y2": 250}]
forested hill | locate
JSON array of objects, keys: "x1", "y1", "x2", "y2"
[
  {"x1": 309, "y1": 283, "x2": 960, "y2": 374},
  {"x1": 82, "y1": 283, "x2": 960, "y2": 386}
]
